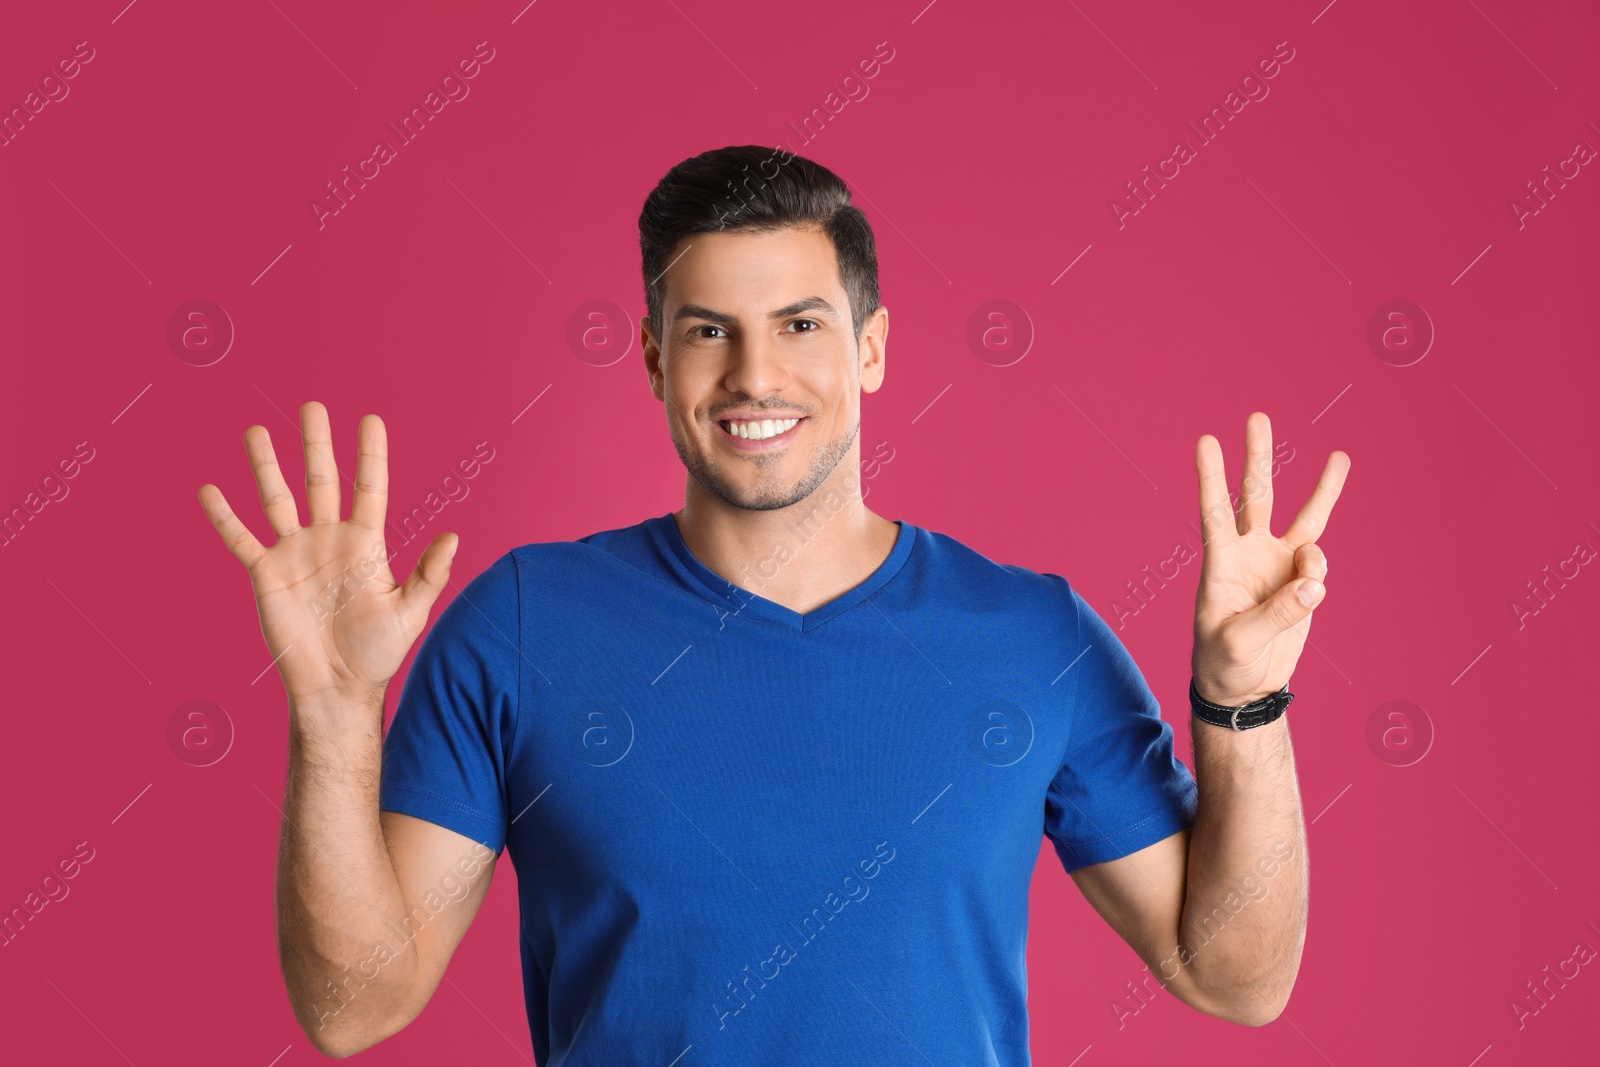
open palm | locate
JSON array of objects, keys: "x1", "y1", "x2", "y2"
[
  {"x1": 197, "y1": 402, "x2": 458, "y2": 707},
  {"x1": 1191, "y1": 412, "x2": 1350, "y2": 707}
]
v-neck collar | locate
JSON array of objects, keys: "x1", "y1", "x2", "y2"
[{"x1": 646, "y1": 512, "x2": 917, "y2": 632}]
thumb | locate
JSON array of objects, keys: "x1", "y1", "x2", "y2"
[
  {"x1": 1245, "y1": 543, "x2": 1327, "y2": 641},
  {"x1": 399, "y1": 531, "x2": 458, "y2": 628}
]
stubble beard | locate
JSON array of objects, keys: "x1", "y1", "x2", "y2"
[{"x1": 673, "y1": 414, "x2": 861, "y2": 513}]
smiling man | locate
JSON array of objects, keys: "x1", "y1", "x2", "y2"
[{"x1": 199, "y1": 145, "x2": 1349, "y2": 1063}]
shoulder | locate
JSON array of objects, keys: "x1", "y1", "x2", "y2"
[
  {"x1": 503, "y1": 516, "x2": 656, "y2": 583},
  {"x1": 423, "y1": 525, "x2": 641, "y2": 651},
  {"x1": 910, "y1": 521, "x2": 1075, "y2": 594},
  {"x1": 907, "y1": 521, "x2": 1084, "y2": 632},
  {"x1": 488, "y1": 516, "x2": 688, "y2": 626}
]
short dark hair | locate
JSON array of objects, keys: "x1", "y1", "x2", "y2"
[{"x1": 638, "y1": 145, "x2": 881, "y2": 345}]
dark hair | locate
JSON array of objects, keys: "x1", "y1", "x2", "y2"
[{"x1": 638, "y1": 145, "x2": 881, "y2": 344}]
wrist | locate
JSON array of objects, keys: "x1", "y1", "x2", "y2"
[
  {"x1": 1192, "y1": 678, "x2": 1272, "y2": 707},
  {"x1": 289, "y1": 687, "x2": 387, "y2": 737},
  {"x1": 1189, "y1": 677, "x2": 1294, "y2": 731},
  {"x1": 289, "y1": 684, "x2": 387, "y2": 712}
]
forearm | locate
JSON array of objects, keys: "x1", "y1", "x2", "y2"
[
  {"x1": 1171, "y1": 712, "x2": 1307, "y2": 1024},
  {"x1": 277, "y1": 690, "x2": 420, "y2": 1056}
]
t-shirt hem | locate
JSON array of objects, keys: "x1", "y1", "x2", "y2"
[
  {"x1": 1051, "y1": 797, "x2": 1196, "y2": 873},
  {"x1": 379, "y1": 783, "x2": 506, "y2": 854}
]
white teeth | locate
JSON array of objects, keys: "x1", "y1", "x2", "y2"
[{"x1": 723, "y1": 417, "x2": 799, "y2": 441}]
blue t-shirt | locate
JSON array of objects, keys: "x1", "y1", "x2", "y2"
[{"x1": 379, "y1": 512, "x2": 1197, "y2": 1065}]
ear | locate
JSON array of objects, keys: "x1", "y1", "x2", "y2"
[
  {"x1": 859, "y1": 305, "x2": 888, "y2": 393},
  {"x1": 641, "y1": 318, "x2": 664, "y2": 402}
]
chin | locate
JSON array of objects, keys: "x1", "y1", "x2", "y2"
[{"x1": 719, "y1": 481, "x2": 810, "y2": 512}]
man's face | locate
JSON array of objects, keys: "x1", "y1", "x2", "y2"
[{"x1": 643, "y1": 225, "x2": 887, "y2": 512}]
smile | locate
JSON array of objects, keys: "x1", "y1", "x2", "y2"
[
  {"x1": 716, "y1": 417, "x2": 805, "y2": 452},
  {"x1": 719, "y1": 417, "x2": 800, "y2": 440}
]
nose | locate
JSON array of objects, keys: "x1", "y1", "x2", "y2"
[{"x1": 721, "y1": 328, "x2": 792, "y2": 400}]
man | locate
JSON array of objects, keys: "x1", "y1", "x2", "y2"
[{"x1": 198, "y1": 144, "x2": 1349, "y2": 1063}]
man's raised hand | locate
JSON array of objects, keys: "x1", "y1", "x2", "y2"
[
  {"x1": 1190, "y1": 411, "x2": 1350, "y2": 708},
  {"x1": 196, "y1": 402, "x2": 458, "y2": 708}
]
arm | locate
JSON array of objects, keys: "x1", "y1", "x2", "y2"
[
  {"x1": 1071, "y1": 411, "x2": 1348, "y2": 1025},
  {"x1": 1071, "y1": 714, "x2": 1306, "y2": 1025},
  {"x1": 199, "y1": 401, "x2": 490, "y2": 1056},
  {"x1": 280, "y1": 690, "x2": 497, "y2": 1057}
]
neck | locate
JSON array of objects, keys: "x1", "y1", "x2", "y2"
[{"x1": 674, "y1": 461, "x2": 898, "y2": 615}]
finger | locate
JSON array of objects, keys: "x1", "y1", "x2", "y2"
[
  {"x1": 302, "y1": 401, "x2": 341, "y2": 526},
  {"x1": 350, "y1": 414, "x2": 388, "y2": 531},
  {"x1": 1295, "y1": 541, "x2": 1328, "y2": 584},
  {"x1": 197, "y1": 483, "x2": 268, "y2": 572},
  {"x1": 245, "y1": 424, "x2": 301, "y2": 538},
  {"x1": 1283, "y1": 450, "x2": 1351, "y2": 549},
  {"x1": 399, "y1": 531, "x2": 459, "y2": 632},
  {"x1": 1195, "y1": 434, "x2": 1237, "y2": 547},
  {"x1": 1236, "y1": 559, "x2": 1327, "y2": 648},
  {"x1": 1236, "y1": 411, "x2": 1274, "y2": 535}
]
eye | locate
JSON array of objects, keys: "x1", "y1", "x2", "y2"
[
  {"x1": 689, "y1": 324, "x2": 727, "y2": 340},
  {"x1": 787, "y1": 318, "x2": 821, "y2": 333}
]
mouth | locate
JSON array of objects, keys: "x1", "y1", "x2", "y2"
[{"x1": 716, "y1": 416, "x2": 806, "y2": 452}]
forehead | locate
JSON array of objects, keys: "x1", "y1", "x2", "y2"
[{"x1": 661, "y1": 225, "x2": 843, "y2": 311}]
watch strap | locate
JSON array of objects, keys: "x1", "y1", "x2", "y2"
[{"x1": 1189, "y1": 678, "x2": 1294, "y2": 730}]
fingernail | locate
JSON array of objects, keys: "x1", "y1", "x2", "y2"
[{"x1": 1296, "y1": 580, "x2": 1323, "y2": 607}]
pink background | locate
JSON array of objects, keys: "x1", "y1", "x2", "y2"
[{"x1": 3, "y1": 0, "x2": 1597, "y2": 1063}]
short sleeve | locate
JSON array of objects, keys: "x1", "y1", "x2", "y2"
[
  {"x1": 379, "y1": 550, "x2": 521, "y2": 854},
  {"x1": 1042, "y1": 577, "x2": 1197, "y2": 873}
]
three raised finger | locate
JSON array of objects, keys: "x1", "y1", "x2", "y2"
[
  {"x1": 1283, "y1": 450, "x2": 1351, "y2": 549},
  {"x1": 1196, "y1": 433, "x2": 1237, "y2": 546},
  {"x1": 1236, "y1": 411, "x2": 1274, "y2": 535}
]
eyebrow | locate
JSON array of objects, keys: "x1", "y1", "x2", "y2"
[{"x1": 671, "y1": 295, "x2": 841, "y2": 327}]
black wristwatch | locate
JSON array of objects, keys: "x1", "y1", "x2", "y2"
[{"x1": 1188, "y1": 678, "x2": 1294, "y2": 730}]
